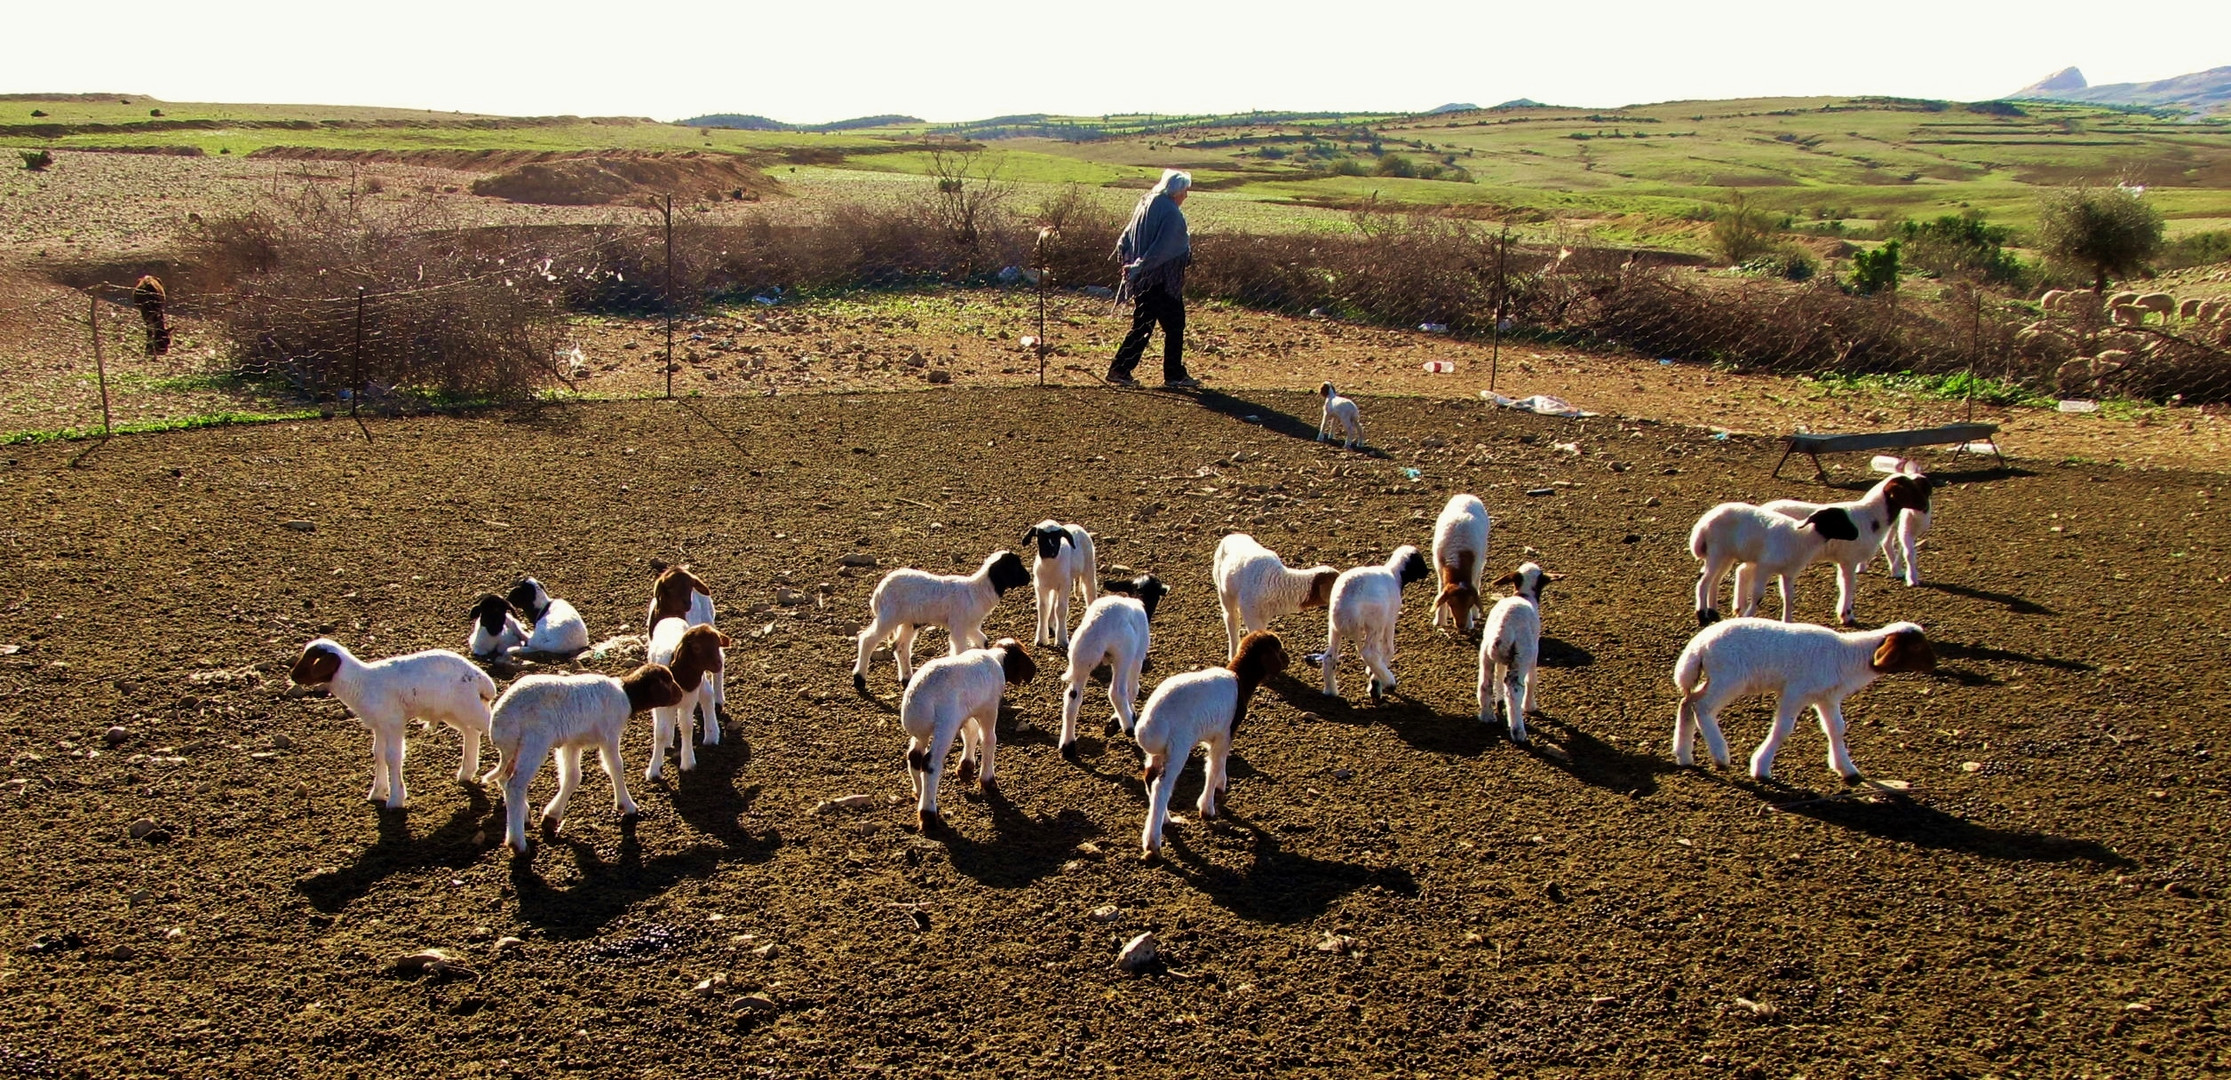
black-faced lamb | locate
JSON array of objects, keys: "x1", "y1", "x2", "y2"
[
  {"x1": 1477, "y1": 562, "x2": 1562, "y2": 742},
  {"x1": 1056, "y1": 575, "x2": 1167, "y2": 755},
  {"x1": 492, "y1": 664, "x2": 685, "y2": 854},
  {"x1": 1431, "y1": 493, "x2": 1491, "y2": 631},
  {"x1": 852, "y1": 550, "x2": 1032, "y2": 690},
  {"x1": 507, "y1": 576, "x2": 591, "y2": 657},
  {"x1": 1670, "y1": 618, "x2": 1934, "y2": 783},
  {"x1": 901, "y1": 639, "x2": 1037, "y2": 832},
  {"x1": 1321, "y1": 545, "x2": 1432, "y2": 703},
  {"x1": 1136, "y1": 630, "x2": 1290, "y2": 858},
  {"x1": 289, "y1": 638, "x2": 498, "y2": 810},
  {"x1": 1023, "y1": 520, "x2": 1099, "y2": 648},
  {"x1": 1212, "y1": 533, "x2": 1337, "y2": 660},
  {"x1": 466, "y1": 593, "x2": 525, "y2": 660}
]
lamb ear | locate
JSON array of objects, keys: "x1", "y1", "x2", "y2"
[
  {"x1": 1489, "y1": 571, "x2": 1521, "y2": 590},
  {"x1": 1544, "y1": 572, "x2": 1567, "y2": 582},
  {"x1": 1805, "y1": 506, "x2": 1860, "y2": 542}
]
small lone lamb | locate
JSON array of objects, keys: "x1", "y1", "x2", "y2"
[{"x1": 1318, "y1": 382, "x2": 1364, "y2": 449}]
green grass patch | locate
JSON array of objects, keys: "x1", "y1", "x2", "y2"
[
  {"x1": 1801, "y1": 369, "x2": 2051, "y2": 408},
  {"x1": 0, "y1": 408, "x2": 324, "y2": 445}
]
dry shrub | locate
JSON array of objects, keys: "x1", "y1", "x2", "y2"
[{"x1": 180, "y1": 188, "x2": 567, "y2": 403}]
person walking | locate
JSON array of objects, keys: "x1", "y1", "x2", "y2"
[{"x1": 1107, "y1": 169, "x2": 1199, "y2": 390}]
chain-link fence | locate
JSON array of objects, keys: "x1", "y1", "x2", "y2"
[{"x1": 6, "y1": 180, "x2": 2230, "y2": 443}]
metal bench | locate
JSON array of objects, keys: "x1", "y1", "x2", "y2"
[{"x1": 1772, "y1": 422, "x2": 2004, "y2": 481}]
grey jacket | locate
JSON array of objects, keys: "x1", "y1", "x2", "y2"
[{"x1": 1114, "y1": 193, "x2": 1190, "y2": 303}]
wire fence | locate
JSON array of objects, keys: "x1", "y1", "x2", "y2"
[{"x1": 6, "y1": 181, "x2": 2231, "y2": 444}]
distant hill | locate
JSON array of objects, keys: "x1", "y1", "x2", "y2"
[
  {"x1": 1492, "y1": 98, "x2": 1549, "y2": 110},
  {"x1": 678, "y1": 113, "x2": 921, "y2": 133},
  {"x1": 1428, "y1": 102, "x2": 1480, "y2": 114},
  {"x1": 2011, "y1": 65, "x2": 2231, "y2": 111}
]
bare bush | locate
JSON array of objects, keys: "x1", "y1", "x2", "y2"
[{"x1": 180, "y1": 188, "x2": 568, "y2": 404}]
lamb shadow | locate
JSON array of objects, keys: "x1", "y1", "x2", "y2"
[
  {"x1": 1371, "y1": 696, "x2": 1497, "y2": 758},
  {"x1": 1934, "y1": 639, "x2": 2092, "y2": 673},
  {"x1": 1190, "y1": 390, "x2": 1321, "y2": 443},
  {"x1": 295, "y1": 787, "x2": 494, "y2": 914},
  {"x1": 507, "y1": 789, "x2": 782, "y2": 939},
  {"x1": 1923, "y1": 581, "x2": 2054, "y2": 616},
  {"x1": 1538, "y1": 636, "x2": 1595, "y2": 669},
  {"x1": 1517, "y1": 717, "x2": 1677, "y2": 798},
  {"x1": 1162, "y1": 813, "x2": 1418, "y2": 924},
  {"x1": 940, "y1": 794, "x2": 1100, "y2": 889},
  {"x1": 1769, "y1": 788, "x2": 2131, "y2": 868}
]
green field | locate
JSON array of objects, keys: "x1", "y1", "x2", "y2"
[{"x1": 6, "y1": 93, "x2": 2230, "y2": 247}]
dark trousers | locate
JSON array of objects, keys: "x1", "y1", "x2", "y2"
[{"x1": 1109, "y1": 288, "x2": 1185, "y2": 379}]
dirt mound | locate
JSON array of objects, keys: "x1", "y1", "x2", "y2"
[{"x1": 469, "y1": 152, "x2": 778, "y2": 206}]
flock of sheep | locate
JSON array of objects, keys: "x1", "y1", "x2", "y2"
[
  {"x1": 285, "y1": 402, "x2": 1950, "y2": 860},
  {"x1": 2024, "y1": 287, "x2": 2231, "y2": 397}
]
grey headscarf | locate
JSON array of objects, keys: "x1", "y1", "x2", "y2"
[{"x1": 1114, "y1": 169, "x2": 1192, "y2": 303}]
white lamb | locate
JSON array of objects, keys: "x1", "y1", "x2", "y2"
[
  {"x1": 1868, "y1": 455, "x2": 1934, "y2": 587},
  {"x1": 645, "y1": 565, "x2": 726, "y2": 734},
  {"x1": 1023, "y1": 520, "x2": 1100, "y2": 648},
  {"x1": 1317, "y1": 382, "x2": 1363, "y2": 449},
  {"x1": 491, "y1": 664, "x2": 684, "y2": 854},
  {"x1": 1477, "y1": 562, "x2": 1562, "y2": 743},
  {"x1": 466, "y1": 593, "x2": 525, "y2": 660},
  {"x1": 1671, "y1": 618, "x2": 1935, "y2": 783},
  {"x1": 506, "y1": 577, "x2": 591, "y2": 657},
  {"x1": 1056, "y1": 574, "x2": 1168, "y2": 754},
  {"x1": 1321, "y1": 545, "x2": 1433, "y2": 703},
  {"x1": 1689, "y1": 502, "x2": 1862, "y2": 626},
  {"x1": 288, "y1": 637, "x2": 499, "y2": 811},
  {"x1": 1212, "y1": 533, "x2": 1338, "y2": 660},
  {"x1": 1135, "y1": 631, "x2": 1290, "y2": 858},
  {"x1": 642, "y1": 618, "x2": 733, "y2": 781},
  {"x1": 1430, "y1": 494, "x2": 1492, "y2": 631},
  {"x1": 853, "y1": 550, "x2": 1033, "y2": 690},
  {"x1": 1747, "y1": 471, "x2": 1933, "y2": 625},
  {"x1": 901, "y1": 639, "x2": 1038, "y2": 831}
]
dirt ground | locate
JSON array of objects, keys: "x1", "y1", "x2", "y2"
[{"x1": 2, "y1": 388, "x2": 2227, "y2": 1077}]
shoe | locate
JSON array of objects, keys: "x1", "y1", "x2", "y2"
[
  {"x1": 1161, "y1": 375, "x2": 1202, "y2": 390},
  {"x1": 1104, "y1": 373, "x2": 1141, "y2": 388}
]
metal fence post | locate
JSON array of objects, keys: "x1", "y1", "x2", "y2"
[
  {"x1": 664, "y1": 193, "x2": 675, "y2": 400},
  {"x1": 88, "y1": 291, "x2": 112, "y2": 437},
  {"x1": 351, "y1": 287, "x2": 371, "y2": 442}
]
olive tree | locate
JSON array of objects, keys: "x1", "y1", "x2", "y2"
[{"x1": 2036, "y1": 184, "x2": 2164, "y2": 293}]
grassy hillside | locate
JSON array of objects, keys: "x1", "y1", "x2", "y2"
[{"x1": 5, "y1": 93, "x2": 2228, "y2": 247}]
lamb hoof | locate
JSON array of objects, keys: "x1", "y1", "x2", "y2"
[
  {"x1": 851, "y1": 673, "x2": 868, "y2": 693},
  {"x1": 1697, "y1": 609, "x2": 1720, "y2": 627},
  {"x1": 917, "y1": 809, "x2": 943, "y2": 833},
  {"x1": 979, "y1": 777, "x2": 1000, "y2": 797},
  {"x1": 1369, "y1": 684, "x2": 1385, "y2": 705},
  {"x1": 1840, "y1": 771, "x2": 1864, "y2": 786},
  {"x1": 956, "y1": 758, "x2": 978, "y2": 785},
  {"x1": 1059, "y1": 741, "x2": 1079, "y2": 761}
]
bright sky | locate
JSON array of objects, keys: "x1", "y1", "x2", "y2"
[{"x1": 10, "y1": 0, "x2": 2228, "y2": 123}]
